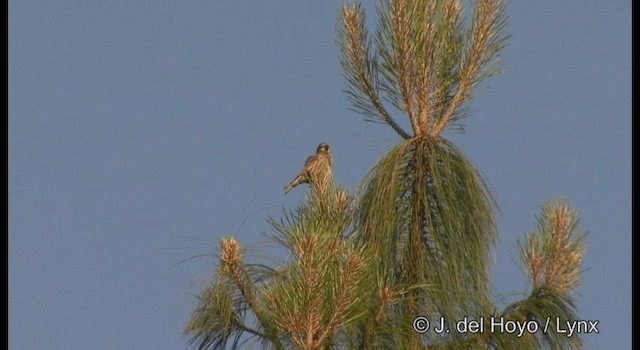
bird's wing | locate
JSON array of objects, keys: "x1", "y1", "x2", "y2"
[{"x1": 304, "y1": 154, "x2": 318, "y2": 167}]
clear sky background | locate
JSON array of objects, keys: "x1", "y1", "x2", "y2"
[{"x1": 9, "y1": 1, "x2": 630, "y2": 349}]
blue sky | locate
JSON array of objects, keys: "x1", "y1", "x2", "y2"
[{"x1": 9, "y1": 1, "x2": 630, "y2": 349}]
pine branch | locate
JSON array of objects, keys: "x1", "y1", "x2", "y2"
[
  {"x1": 339, "y1": 3, "x2": 412, "y2": 139},
  {"x1": 433, "y1": 0, "x2": 507, "y2": 135}
]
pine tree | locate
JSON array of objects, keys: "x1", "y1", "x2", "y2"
[{"x1": 184, "y1": 1, "x2": 587, "y2": 349}]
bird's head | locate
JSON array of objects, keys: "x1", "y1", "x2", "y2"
[{"x1": 316, "y1": 143, "x2": 330, "y2": 153}]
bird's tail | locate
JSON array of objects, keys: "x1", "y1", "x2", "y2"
[{"x1": 283, "y1": 175, "x2": 303, "y2": 194}]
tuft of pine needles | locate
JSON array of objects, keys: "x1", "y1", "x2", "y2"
[
  {"x1": 354, "y1": 136, "x2": 498, "y2": 345},
  {"x1": 518, "y1": 199, "x2": 587, "y2": 296},
  {"x1": 185, "y1": 185, "x2": 380, "y2": 350},
  {"x1": 338, "y1": 0, "x2": 508, "y2": 138},
  {"x1": 486, "y1": 199, "x2": 587, "y2": 350}
]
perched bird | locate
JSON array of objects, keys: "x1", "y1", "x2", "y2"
[{"x1": 284, "y1": 143, "x2": 333, "y2": 194}]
